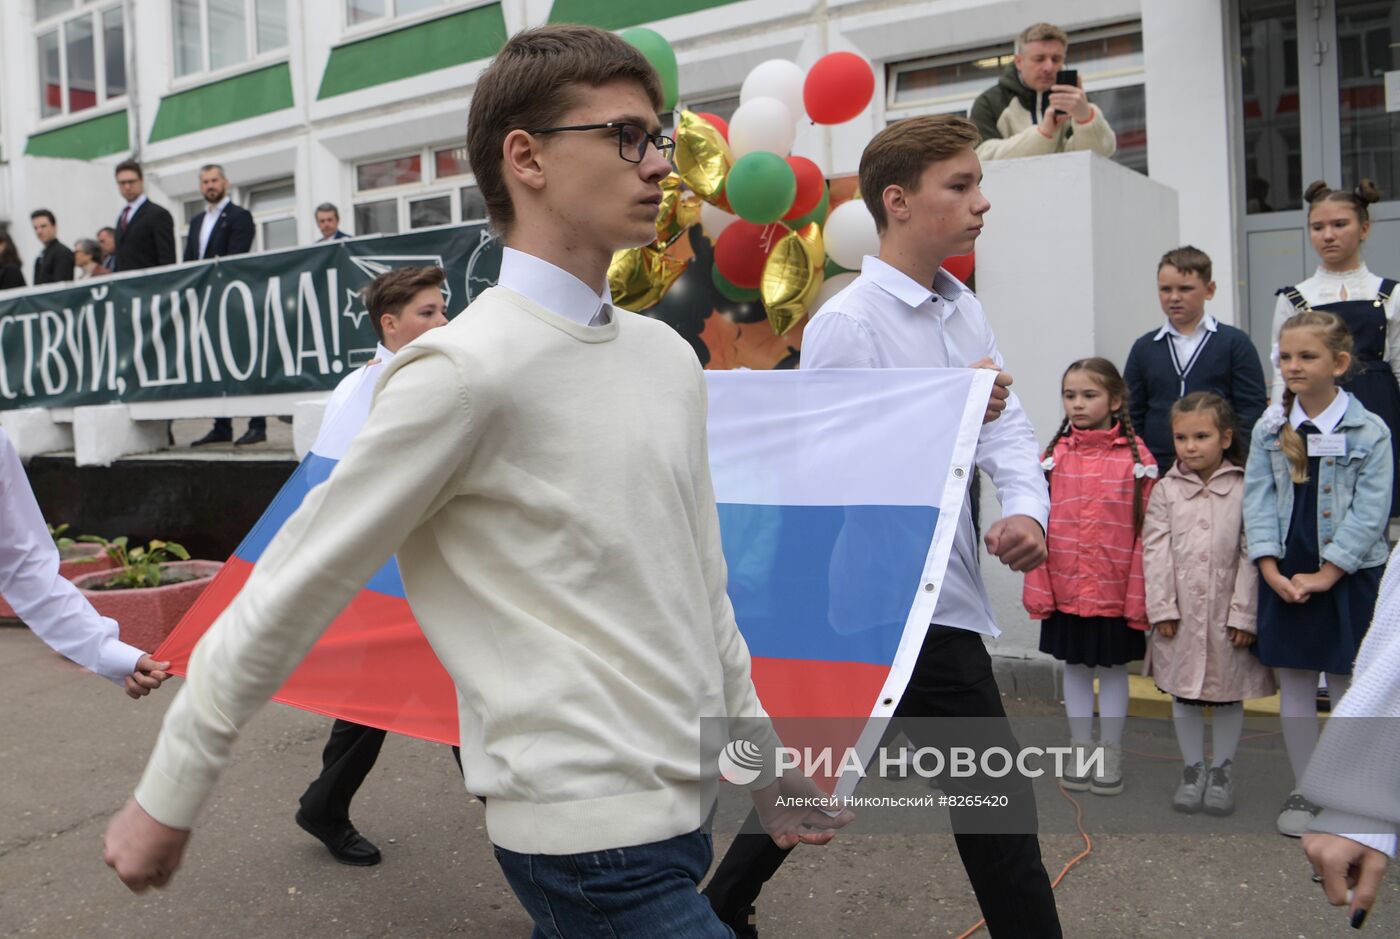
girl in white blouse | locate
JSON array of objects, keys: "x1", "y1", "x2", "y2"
[{"x1": 1272, "y1": 179, "x2": 1400, "y2": 515}]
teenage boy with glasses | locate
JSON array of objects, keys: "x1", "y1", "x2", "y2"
[{"x1": 103, "y1": 24, "x2": 848, "y2": 937}]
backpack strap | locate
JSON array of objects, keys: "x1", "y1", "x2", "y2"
[{"x1": 1276, "y1": 286, "x2": 1309, "y2": 313}]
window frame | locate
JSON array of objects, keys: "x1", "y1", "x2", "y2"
[
  {"x1": 351, "y1": 143, "x2": 487, "y2": 236},
  {"x1": 32, "y1": 0, "x2": 127, "y2": 125},
  {"x1": 340, "y1": 0, "x2": 478, "y2": 41},
  {"x1": 169, "y1": 0, "x2": 289, "y2": 88},
  {"x1": 180, "y1": 176, "x2": 300, "y2": 252}
]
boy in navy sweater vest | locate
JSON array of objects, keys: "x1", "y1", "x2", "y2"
[{"x1": 1124, "y1": 246, "x2": 1267, "y2": 470}]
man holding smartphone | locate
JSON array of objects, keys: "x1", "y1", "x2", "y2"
[{"x1": 970, "y1": 22, "x2": 1117, "y2": 161}]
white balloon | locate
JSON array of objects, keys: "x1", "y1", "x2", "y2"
[
  {"x1": 811, "y1": 272, "x2": 858, "y2": 317},
  {"x1": 728, "y1": 97, "x2": 796, "y2": 157},
  {"x1": 740, "y1": 59, "x2": 806, "y2": 121},
  {"x1": 701, "y1": 201, "x2": 739, "y2": 241},
  {"x1": 823, "y1": 199, "x2": 879, "y2": 270}
]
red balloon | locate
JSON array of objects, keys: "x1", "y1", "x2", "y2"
[
  {"x1": 782, "y1": 157, "x2": 826, "y2": 220},
  {"x1": 696, "y1": 111, "x2": 729, "y2": 141},
  {"x1": 803, "y1": 52, "x2": 875, "y2": 125},
  {"x1": 713, "y1": 220, "x2": 784, "y2": 289},
  {"x1": 944, "y1": 251, "x2": 975, "y2": 284}
]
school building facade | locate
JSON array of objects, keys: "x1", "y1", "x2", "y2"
[{"x1": 0, "y1": 0, "x2": 1396, "y2": 356}]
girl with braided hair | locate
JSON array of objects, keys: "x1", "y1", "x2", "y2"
[
  {"x1": 1245, "y1": 310, "x2": 1392, "y2": 837},
  {"x1": 1024, "y1": 357, "x2": 1155, "y2": 796},
  {"x1": 1271, "y1": 179, "x2": 1400, "y2": 515}
]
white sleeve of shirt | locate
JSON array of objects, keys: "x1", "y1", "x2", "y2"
[
  {"x1": 0, "y1": 430, "x2": 144, "y2": 685},
  {"x1": 800, "y1": 310, "x2": 878, "y2": 369},
  {"x1": 967, "y1": 312, "x2": 1050, "y2": 530}
]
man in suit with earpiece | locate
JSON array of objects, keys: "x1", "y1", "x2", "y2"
[{"x1": 185, "y1": 163, "x2": 261, "y2": 446}]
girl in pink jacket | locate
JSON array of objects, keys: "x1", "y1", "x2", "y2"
[
  {"x1": 1025, "y1": 358, "x2": 1155, "y2": 797},
  {"x1": 1142, "y1": 392, "x2": 1275, "y2": 817}
]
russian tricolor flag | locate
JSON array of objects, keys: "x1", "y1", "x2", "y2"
[{"x1": 158, "y1": 367, "x2": 991, "y2": 785}]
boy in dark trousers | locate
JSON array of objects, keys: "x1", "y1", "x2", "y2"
[{"x1": 1125, "y1": 246, "x2": 1267, "y2": 470}]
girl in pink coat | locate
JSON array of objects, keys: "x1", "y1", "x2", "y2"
[
  {"x1": 1142, "y1": 392, "x2": 1275, "y2": 817},
  {"x1": 1025, "y1": 358, "x2": 1155, "y2": 797}
]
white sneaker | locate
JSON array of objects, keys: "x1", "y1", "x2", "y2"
[
  {"x1": 1276, "y1": 791, "x2": 1319, "y2": 837},
  {"x1": 1061, "y1": 740, "x2": 1092, "y2": 791},
  {"x1": 1202, "y1": 760, "x2": 1236, "y2": 816},
  {"x1": 1090, "y1": 742, "x2": 1123, "y2": 796},
  {"x1": 1172, "y1": 762, "x2": 1207, "y2": 813}
]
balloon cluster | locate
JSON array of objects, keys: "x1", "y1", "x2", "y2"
[{"x1": 609, "y1": 32, "x2": 882, "y2": 337}]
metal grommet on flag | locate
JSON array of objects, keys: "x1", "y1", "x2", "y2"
[
  {"x1": 953, "y1": 467, "x2": 966, "y2": 478},
  {"x1": 923, "y1": 582, "x2": 936, "y2": 592}
]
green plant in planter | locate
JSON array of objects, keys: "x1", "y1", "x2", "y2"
[
  {"x1": 48, "y1": 523, "x2": 75, "y2": 552},
  {"x1": 77, "y1": 536, "x2": 192, "y2": 589}
]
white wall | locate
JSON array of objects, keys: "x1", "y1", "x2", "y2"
[
  {"x1": 1142, "y1": 0, "x2": 1238, "y2": 324},
  {"x1": 975, "y1": 152, "x2": 1179, "y2": 657}
]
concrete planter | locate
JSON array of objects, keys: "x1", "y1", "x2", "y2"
[
  {"x1": 73, "y1": 560, "x2": 223, "y2": 653},
  {"x1": 0, "y1": 544, "x2": 118, "y2": 620}
]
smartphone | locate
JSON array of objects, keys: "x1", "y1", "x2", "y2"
[{"x1": 1050, "y1": 69, "x2": 1079, "y2": 116}]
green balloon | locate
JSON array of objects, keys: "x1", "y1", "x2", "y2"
[
  {"x1": 787, "y1": 185, "x2": 830, "y2": 231},
  {"x1": 824, "y1": 256, "x2": 855, "y2": 279},
  {"x1": 712, "y1": 265, "x2": 761, "y2": 303},
  {"x1": 621, "y1": 27, "x2": 678, "y2": 112},
  {"x1": 726, "y1": 152, "x2": 798, "y2": 225}
]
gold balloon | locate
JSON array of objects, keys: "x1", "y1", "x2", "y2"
[
  {"x1": 674, "y1": 110, "x2": 732, "y2": 205},
  {"x1": 608, "y1": 245, "x2": 690, "y2": 312},
  {"x1": 655, "y1": 173, "x2": 703, "y2": 247},
  {"x1": 761, "y1": 222, "x2": 825, "y2": 335}
]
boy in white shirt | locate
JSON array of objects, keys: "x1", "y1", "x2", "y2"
[{"x1": 1, "y1": 428, "x2": 169, "y2": 697}]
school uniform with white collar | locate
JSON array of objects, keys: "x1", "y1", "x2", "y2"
[
  {"x1": 1273, "y1": 264, "x2": 1400, "y2": 514},
  {"x1": 1244, "y1": 391, "x2": 1392, "y2": 675},
  {"x1": 1125, "y1": 314, "x2": 1268, "y2": 471}
]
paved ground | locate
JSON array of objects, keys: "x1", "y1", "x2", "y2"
[{"x1": 2, "y1": 626, "x2": 1393, "y2": 939}]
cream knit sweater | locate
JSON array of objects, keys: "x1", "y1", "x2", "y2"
[{"x1": 134, "y1": 286, "x2": 777, "y2": 854}]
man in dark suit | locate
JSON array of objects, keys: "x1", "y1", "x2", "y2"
[
  {"x1": 183, "y1": 164, "x2": 255, "y2": 263},
  {"x1": 29, "y1": 210, "x2": 75, "y2": 285},
  {"x1": 96, "y1": 227, "x2": 117, "y2": 271},
  {"x1": 112, "y1": 160, "x2": 176, "y2": 272},
  {"x1": 314, "y1": 203, "x2": 351, "y2": 242},
  {"x1": 185, "y1": 164, "x2": 263, "y2": 447}
]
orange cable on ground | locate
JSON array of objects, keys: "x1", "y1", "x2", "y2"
[{"x1": 953, "y1": 782, "x2": 1094, "y2": 939}]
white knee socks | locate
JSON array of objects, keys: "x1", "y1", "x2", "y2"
[
  {"x1": 1210, "y1": 702, "x2": 1244, "y2": 766},
  {"x1": 1172, "y1": 701, "x2": 1206, "y2": 766},
  {"x1": 1062, "y1": 664, "x2": 1130, "y2": 745},
  {"x1": 1277, "y1": 668, "x2": 1322, "y2": 784}
]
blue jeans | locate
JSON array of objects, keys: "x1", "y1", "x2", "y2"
[{"x1": 494, "y1": 828, "x2": 735, "y2": 938}]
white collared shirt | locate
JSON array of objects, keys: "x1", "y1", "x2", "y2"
[
  {"x1": 0, "y1": 429, "x2": 143, "y2": 684},
  {"x1": 320, "y1": 342, "x2": 396, "y2": 440},
  {"x1": 197, "y1": 196, "x2": 230, "y2": 259},
  {"x1": 496, "y1": 247, "x2": 612, "y2": 327},
  {"x1": 1154, "y1": 314, "x2": 1219, "y2": 367},
  {"x1": 1289, "y1": 388, "x2": 1350, "y2": 435},
  {"x1": 801, "y1": 255, "x2": 1050, "y2": 637}
]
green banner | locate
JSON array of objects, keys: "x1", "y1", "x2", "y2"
[{"x1": 0, "y1": 224, "x2": 503, "y2": 411}]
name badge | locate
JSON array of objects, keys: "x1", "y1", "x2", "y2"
[{"x1": 1307, "y1": 434, "x2": 1347, "y2": 457}]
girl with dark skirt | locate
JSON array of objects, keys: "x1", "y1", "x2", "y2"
[{"x1": 1025, "y1": 357, "x2": 1155, "y2": 797}]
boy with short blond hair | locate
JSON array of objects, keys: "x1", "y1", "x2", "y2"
[{"x1": 1125, "y1": 246, "x2": 1268, "y2": 470}]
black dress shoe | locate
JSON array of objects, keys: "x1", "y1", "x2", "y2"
[
  {"x1": 190, "y1": 428, "x2": 232, "y2": 447},
  {"x1": 234, "y1": 427, "x2": 267, "y2": 446},
  {"x1": 295, "y1": 810, "x2": 382, "y2": 866}
]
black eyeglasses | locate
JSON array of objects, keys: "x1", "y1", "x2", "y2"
[{"x1": 525, "y1": 122, "x2": 675, "y2": 164}]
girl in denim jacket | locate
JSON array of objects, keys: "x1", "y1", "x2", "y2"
[{"x1": 1244, "y1": 310, "x2": 1393, "y2": 838}]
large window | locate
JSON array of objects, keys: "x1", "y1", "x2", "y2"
[
  {"x1": 353, "y1": 144, "x2": 486, "y2": 236},
  {"x1": 35, "y1": 1, "x2": 126, "y2": 120},
  {"x1": 346, "y1": 0, "x2": 453, "y2": 26},
  {"x1": 886, "y1": 22, "x2": 1148, "y2": 175},
  {"x1": 172, "y1": 0, "x2": 287, "y2": 79}
]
